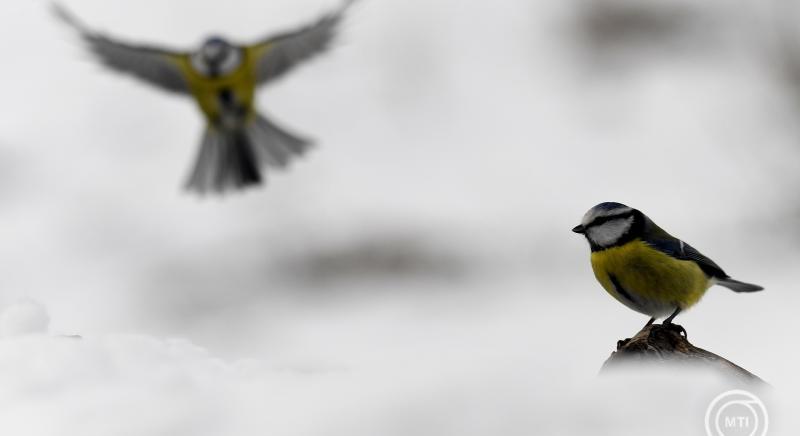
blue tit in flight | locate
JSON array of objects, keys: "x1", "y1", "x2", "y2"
[
  {"x1": 54, "y1": 1, "x2": 356, "y2": 194},
  {"x1": 573, "y1": 202, "x2": 763, "y2": 328}
]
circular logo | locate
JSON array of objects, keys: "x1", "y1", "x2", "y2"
[{"x1": 705, "y1": 390, "x2": 768, "y2": 436}]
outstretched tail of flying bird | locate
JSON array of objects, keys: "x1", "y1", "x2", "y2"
[{"x1": 186, "y1": 114, "x2": 311, "y2": 193}]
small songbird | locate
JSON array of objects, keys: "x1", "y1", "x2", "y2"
[
  {"x1": 572, "y1": 202, "x2": 763, "y2": 327},
  {"x1": 54, "y1": 1, "x2": 355, "y2": 194}
]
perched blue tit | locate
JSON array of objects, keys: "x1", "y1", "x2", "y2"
[
  {"x1": 54, "y1": 1, "x2": 355, "y2": 194},
  {"x1": 572, "y1": 202, "x2": 763, "y2": 327}
]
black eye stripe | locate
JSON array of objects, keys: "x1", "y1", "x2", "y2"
[{"x1": 585, "y1": 211, "x2": 634, "y2": 229}]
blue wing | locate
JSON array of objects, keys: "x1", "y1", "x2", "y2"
[{"x1": 643, "y1": 236, "x2": 729, "y2": 279}]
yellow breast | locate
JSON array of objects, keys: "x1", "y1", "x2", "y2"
[
  {"x1": 590, "y1": 239, "x2": 711, "y2": 315},
  {"x1": 175, "y1": 48, "x2": 260, "y2": 123}
]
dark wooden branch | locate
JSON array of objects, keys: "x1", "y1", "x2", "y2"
[{"x1": 601, "y1": 323, "x2": 765, "y2": 385}]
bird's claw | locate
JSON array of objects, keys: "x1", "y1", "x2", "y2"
[{"x1": 662, "y1": 322, "x2": 688, "y2": 339}]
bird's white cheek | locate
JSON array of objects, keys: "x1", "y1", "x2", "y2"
[
  {"x1": 218, "y1": 49, "x2": 243, "y2": 74},
  {"x1": 587, "y1": 217, "x2": 634, "y2": 247},
  {"x1": 190, "y1": 54, "x2": 212, "y2": 76}
]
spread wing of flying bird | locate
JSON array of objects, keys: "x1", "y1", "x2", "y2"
[
  {"x1": 52, "y1": 3, "x2": 190, "y2": 94},
  {"x1": 250, "y1": 0, "x2": 356, "y2": 85}
]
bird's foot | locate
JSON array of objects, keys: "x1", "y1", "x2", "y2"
[{"x1": 661, "y1": 322, "x2": 688, "y2": 339}]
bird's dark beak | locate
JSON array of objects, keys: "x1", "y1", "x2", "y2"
[{"x1": 572, "y1": 225, "x2": 585, "y2": 234}]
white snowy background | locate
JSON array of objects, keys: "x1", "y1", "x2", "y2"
[{"x1": 0, "y1": 0, "x2": 797, "y2": 434}]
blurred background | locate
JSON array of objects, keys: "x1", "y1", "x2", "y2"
[{"x1": 0, "y1": 0, "x2": 797, "y2": 435}]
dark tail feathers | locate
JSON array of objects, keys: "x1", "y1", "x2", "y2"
[
  {"x1": 717, "y1": 278, "x2": 764, "y2": 293},
  {"x1": 185, "y1": 114, "x2": 312, "y2": 194}
]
